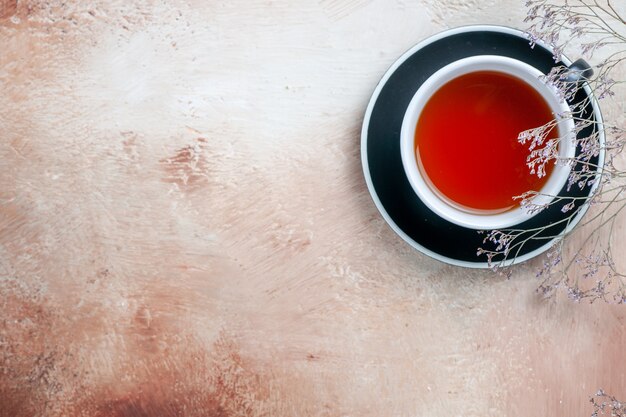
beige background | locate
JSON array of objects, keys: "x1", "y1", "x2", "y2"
[{"x1": 1, "y1": 1, "x2": 624, "y2": 416}]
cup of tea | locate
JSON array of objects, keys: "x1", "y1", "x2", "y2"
[{"x1": 400, "y1": 55, "x2": 577, "y2": 230}]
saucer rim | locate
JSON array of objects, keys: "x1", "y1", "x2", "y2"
[{"x1": 360, "y1": 24, "x2": 606, "y2": 269}]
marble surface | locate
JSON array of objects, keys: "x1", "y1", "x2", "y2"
[{"x1": 1, "y1": 1, "x2": 624, "y2": 416}]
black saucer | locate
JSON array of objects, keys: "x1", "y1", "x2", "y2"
[{"x1": 361, "y1": 25, "x2": 604, "y2": 268}]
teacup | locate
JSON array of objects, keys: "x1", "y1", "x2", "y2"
[{"x1": 400, "y1": 55, "x2": 577, "y2": 230}]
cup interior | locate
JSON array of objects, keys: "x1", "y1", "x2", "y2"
[{"x1": 400, "y1": 55, "x2": 576, "y2": 230}]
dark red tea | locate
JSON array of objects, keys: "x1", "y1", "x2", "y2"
[{"x1": 415, "y1": 70, "x2": 557, "y2": 211}]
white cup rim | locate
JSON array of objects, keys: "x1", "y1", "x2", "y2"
[{"x1": 400, "y1": 55, "x2": 576, "y2": 230}]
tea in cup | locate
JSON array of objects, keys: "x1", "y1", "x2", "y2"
[{"x1": 400, "y1": 55, "x2": 577, "y2": 230}]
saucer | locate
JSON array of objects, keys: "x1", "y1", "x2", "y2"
[{"x1": 361, "y1": 25, "x2": 605, "y2": 268}]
